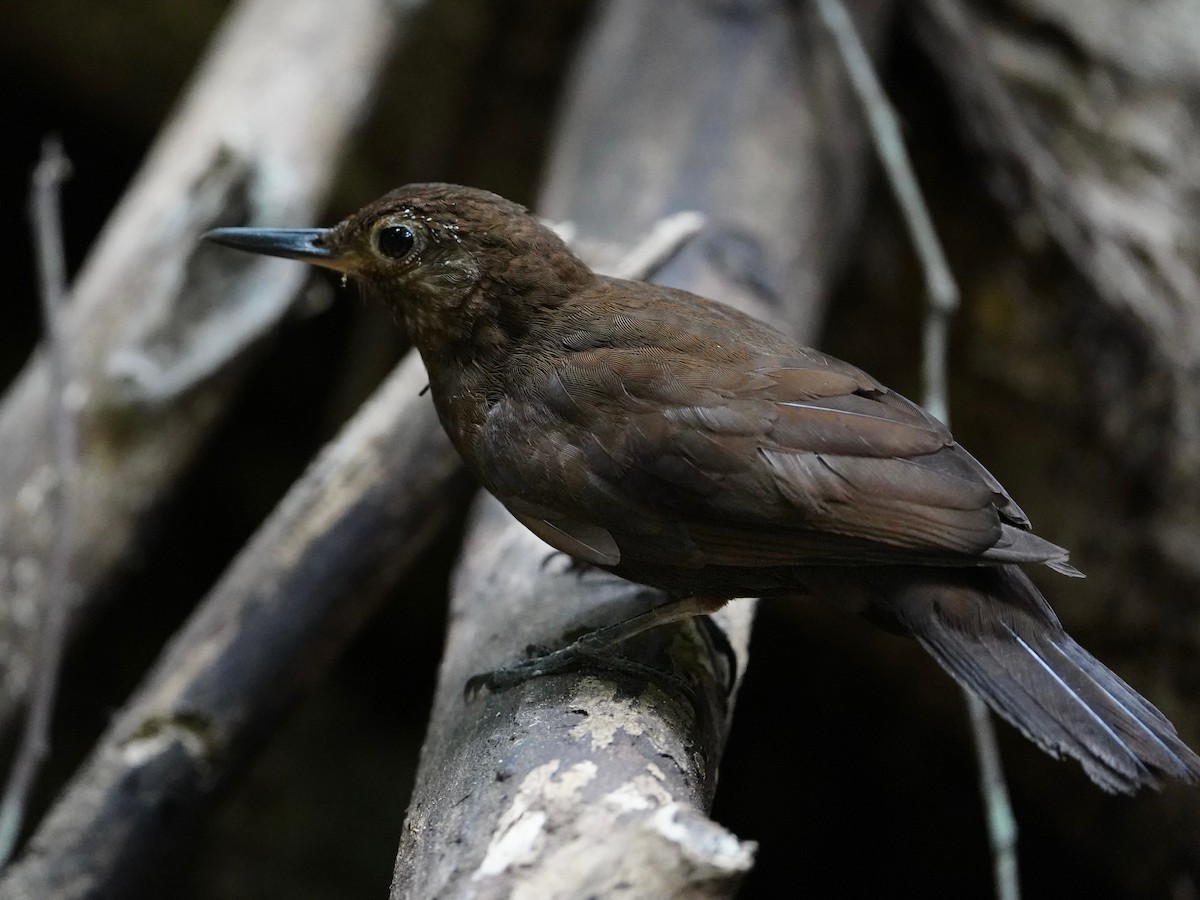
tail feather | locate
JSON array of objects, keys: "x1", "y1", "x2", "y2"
[
  {"x1": 882, "y1": 565, "x2": 1200, "y2": 794},
  {"x1": 1043, "y1": 636, "x2": 1198, "y2": 777}
]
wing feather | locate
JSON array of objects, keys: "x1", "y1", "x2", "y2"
[{"x1": 479, "y1": 321, "x2": 1071, "y2": 572}]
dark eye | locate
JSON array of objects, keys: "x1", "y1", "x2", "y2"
[{"x1": 376, "y1": 224, "x2": 415, "y2": 259}]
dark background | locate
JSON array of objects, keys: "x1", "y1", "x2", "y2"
[{"x1": 2, "y1": 1, "x2": 1193, "y2": 897}]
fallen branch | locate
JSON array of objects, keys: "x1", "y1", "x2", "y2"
[
  {"x1": 0, "y1": 348, "x2": 471, "y2": 897},
  {"x1": 0, "y1": 0, "x2": 414, "y2": 746},
  {"x1": 0, "y1": 138, "x2": 77, "y2": 869}
]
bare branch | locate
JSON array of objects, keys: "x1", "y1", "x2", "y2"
[
  {"x1": 0, "y1": 138, "x2": 77, "y2": 870},
  {"x1": 815, "y1": 2, "x2": 1017, "y2": 898},
  {"x1": 965, "y1": 692, "x2": 1020, "y2": 899},
  {"x1": 599, "y1": 211, "x2": 707, "y2": 281},
  {"x1": 814, "y1": 0, "x2": 959, "y2": 420},
  {"x1": 0, "y1": 0, "x2": 414, "y2": 748},
  {"x1": 0, "y1": 349, "x2": 471, "y2": 898}
]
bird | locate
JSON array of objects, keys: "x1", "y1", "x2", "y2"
[{"x1": 205, "y1": 182, "x2": 1200, "y2": 794}]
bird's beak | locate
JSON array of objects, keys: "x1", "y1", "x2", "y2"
[{"x1": 203, "y1": 227, "x2": 353, "y2": 272}]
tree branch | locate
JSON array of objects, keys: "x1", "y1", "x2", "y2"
[
  {"x1": 0, "y1": 138, "x2": 77, "y2": 869},
  {"x1": 0, "y1": 0, "x2": 414, "y2": 747},
  {"x1": 0, "y1": 348, "x2": 472, "y2": 898}
]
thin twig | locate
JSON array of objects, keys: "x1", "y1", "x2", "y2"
[
  {"x1": 813, "y1": 0, "x2": 958, "y2": 419},
  {"x1": 605, "y1": 210, "x2": 707, "y2": 280},
  {"x1": 813, "y1": 2, "x2": 1018, "y2": 898},
  {"x1": 545, "y1": 211, "x2": 707, "y2": 281},
  {"x1": 0, "y1": 137, "x2": 77, "y2": 869},
  {"x1": 966, "y1": 690, "x2": 1020, "y2": 896}
]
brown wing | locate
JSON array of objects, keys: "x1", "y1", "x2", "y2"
[{"x1": 477, "y1": 287, "x2": 1075, "y2": 575}]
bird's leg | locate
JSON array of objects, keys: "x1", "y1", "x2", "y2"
[{"x1": 465, "y1": 594, "x2": 730, "y2": 698}]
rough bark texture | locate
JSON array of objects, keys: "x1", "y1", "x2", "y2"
[
  {"x1": 395, "y1": 496, "x2": 757, "y2": 900},
  {"x1": 914, "y1": 0, "x2": 1200, "y2": 490},
  {"x1": 0, "y1": 351, "x2": 472, "y2": 899},
  {"x1": 390, "y1": 1, "x2": 891, "y2": 896},
  {"x1": 0, "y1": 0, "x2": 412, "y2": 744}
]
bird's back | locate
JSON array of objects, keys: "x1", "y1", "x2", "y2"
[{"x1": 473, "y1": 276, "x2": 1073, "y2": 585}]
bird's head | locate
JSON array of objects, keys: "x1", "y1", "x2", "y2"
[{"x1": 205, "y1": 183, "x2": 592, "y2": 358}]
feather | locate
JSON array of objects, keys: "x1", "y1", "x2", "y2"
[{"x1": 874, "y1": 566, "x2": 1200, "y2": 792}]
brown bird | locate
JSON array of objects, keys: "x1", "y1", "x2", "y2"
[{"x1": 206, "y1": 183, "x2": 1200, "y2": 794}]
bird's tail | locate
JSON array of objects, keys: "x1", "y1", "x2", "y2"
[{"x1": 869, "y1": 565, "x2": 1200, "y2": 793}]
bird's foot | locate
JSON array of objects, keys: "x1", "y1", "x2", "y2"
[
  {"x1": 464, "y1": 634, "x2": 690, "y2": 700},
  {"x1": 464, "y1": 595, "x2": 735, "y2": 704},
  {"x1": 464, "y1": 627, "x2": 648, "y2": 698}
]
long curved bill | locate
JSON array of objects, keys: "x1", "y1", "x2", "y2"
[{"x1": 203, "y1": 227, "x2": 351, "y2": 272}]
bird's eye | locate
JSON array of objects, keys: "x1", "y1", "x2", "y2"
[{"x1": 376, "y1": 224, "x2": 416, "y2": 259}]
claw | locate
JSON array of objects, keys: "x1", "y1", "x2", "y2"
[
  {"x1": 465, "y1": 642, "x2": 589, "y2": 699},
  {"x1": 463, "y1": 672, "x2": 491, "y2": 702}
]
